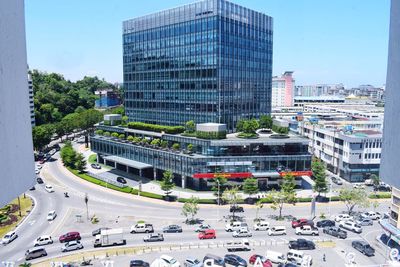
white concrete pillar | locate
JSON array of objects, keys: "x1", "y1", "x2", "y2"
[
  {"x1": 153, "y1": 169, "x2": 157, "y2": 180},
  {"x1": 139, "y1": 169, "x2": 143, "y2": 178},
  {"x1": 182, "y1": 176, "x2": 186, "y2": 189}
]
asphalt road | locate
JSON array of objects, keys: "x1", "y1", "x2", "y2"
[{"x1": 0, "y1": 149, "x2": 392, "y2": 266}]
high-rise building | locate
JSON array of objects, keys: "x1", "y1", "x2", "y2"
[
  {"x1": 0, "y1": 0, "x2": 35, "y2": 207},
  {"x1": 380, "y1": 0, "x2": 400, "y2": 237},
  {"x1": 123, "y1": 0, "x2": 273, "y2": 132},
  {"x1": 271, "y1": 71, "x2": 294, "y2": 107},
  {"x1": 28, "y1": 73, "x2": 35, "y2": 126}
]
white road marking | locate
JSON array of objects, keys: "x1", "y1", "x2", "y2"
[{"x1": 28, "y1": 220, "x2": 36, "y2": 225}]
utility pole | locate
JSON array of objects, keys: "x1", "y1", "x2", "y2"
[
  {"x1": 17, "y1": 196, "x2": 21, "y2": 217},
  {"x1": 84, "y1": 193, "x2": 89, "y2": 221},
  {"x1": 217, "y1": 180, "x2": 220, "y2": 221}
]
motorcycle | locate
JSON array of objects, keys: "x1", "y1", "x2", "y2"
[{"x1": 64, "y1": 192, "x2": 69, "y2": 198}]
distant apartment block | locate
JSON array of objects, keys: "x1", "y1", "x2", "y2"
[
  {"x1": 295, "y1": 84, "x2": 344, "y2": 97},
  {"x1": 95, "y1": 89, "x2": 122, "y2": 109},
  {"x1": 293, "y1": 96, "x2": 345, "y2": 107},
  {"x1": 28, "y1": 73, "x2": 35, "y2": 126},
  {"x1": 272, "y1": 71, "x2": 295, "y2": 107},
  {"x1": 0, "y1": 0, "x2": 35, "y2": 206}
]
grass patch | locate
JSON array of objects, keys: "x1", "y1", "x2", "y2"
[
  {"x1": 0, "y1": 196, "x2": 32, "y2": 238},
  {"x1": 237, "y1": 132, "x2": 258, "y2": 139},
  {"x1": 369, "y1": 192, "x2": 391, "y2": 199},
  {"x1": 178, "y1": 198, "x2": 216, "y2": 204}
]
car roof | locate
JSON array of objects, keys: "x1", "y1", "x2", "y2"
[{"x1": 160, "y1": 255, "x2": 174, "y2": 260}]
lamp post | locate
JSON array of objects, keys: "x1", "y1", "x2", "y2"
[
  {"x1": 217, "y1": 179, "x2": 220, "y2": 221},
  {"x1": 84, "y1": 193, "x2": 89, "y2": 221}
]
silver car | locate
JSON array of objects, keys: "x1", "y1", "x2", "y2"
[
  {"x1": 184, "y1": 258, "x2": 202, "y2": 267},
  {"x1": 356, "y1": 217, "x2": 373, "y2": 226},
  {"x1": 61, "y1": 240, "x2": 83, "y2": 252}
]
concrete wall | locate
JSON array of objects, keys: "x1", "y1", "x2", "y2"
[
  {"x1": 381, "y1": 0, "x2": 400, "y2": 188},
  {"x1": 0, "y1": 0, "x2": 35, "y2": 207}
]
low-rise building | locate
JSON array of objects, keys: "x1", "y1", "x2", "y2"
[{"x1": 95, "y1": 89, "x2": 121, "y2": 109}]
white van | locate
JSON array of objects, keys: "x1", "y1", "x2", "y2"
[
  {"x1": 265, "y1": 250, "x2": 286, "y2": 264},
  {"x1": 267, "y1": 226, "x2": 286, "y2": 236},
  {"x1": 253, "y1": 220, "x2": 270, "y2": 231},
  {"x1": 287, "y1": 250, "x2": 305, "y2": 264},
  {"x1": 226, "y1": 239, "x2": 251, "y2": 252},
  {"x1": 225, "y1": 221, "x2": 248, "y2": 232}
]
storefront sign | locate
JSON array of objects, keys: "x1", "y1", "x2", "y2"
[
  {"x1": 279, "y1": 171, "x2": 313, "y2": 177},
  {"x1": 193, "y1": 172, "x2": 253, "y2": 179}
]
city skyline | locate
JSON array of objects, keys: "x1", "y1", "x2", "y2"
[{"x1": 26, "y1": 0, "x2": 390, "y2": 87}]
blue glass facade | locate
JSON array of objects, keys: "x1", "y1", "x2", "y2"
[{"x1": 123, "y1": 0, "x2": 273, "y2": 132}]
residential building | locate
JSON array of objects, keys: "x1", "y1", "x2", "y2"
[
  {"x1": 95, "y1": 89, "x2": 122, "y2": 109},
  {"x1": 272, "y1": 71, "x2": 295, "y2": 107},
  {"x1": 28, "y1": 73, "x2": 35, "y2": 126},
  {"x1": 295, "y1": 84, "x2": 344, "y2": 97},
  {"x1": 0, "y1": 0, "x2": 35, "y2": 207},
  {"x1": 294, "y1": 96, "x2": 345, "y2": 107},
  {"x1": 303, "y1": 104, "x2": 384, "y2": 120},
  {"x1": 122, "y1": 0, "x2": 273, "y2": 132},
  {"x1": 379, "y1": 0, "x2": 400, "y2": 238}
]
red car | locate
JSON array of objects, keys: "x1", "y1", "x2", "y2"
[
  {"x1": 249, "y1": 255, "x2": 272, "y2": 267},
  {"x1": 291, "y1": 219, "x2": 314, "y2": 228},
  {"x1": 59, "y1": 232, "x2": 81, "y2": 243},
  {"x1": 198, "y1": 229, "x2": 216, "y2": 239}
]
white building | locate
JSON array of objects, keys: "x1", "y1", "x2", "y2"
[
  {"x1": 0, "y1": 0, "x2": 35, "y2": 206},
  {"x1": 28, "y1": 73, "x2": 35, "y2": 126}
]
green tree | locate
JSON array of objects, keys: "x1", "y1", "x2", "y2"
[
  {"x1": 339, "y1": 188, "x2": 370, "y2": 214},
  {"x1": 243, "y1": 119, "x2": 259, "y2": 134},
  {"x1": 222, "y1": 186, "x2": 243, "y2": 218},
  {"x1": 187, "y1": 143, "x2": 194, "y2": 152},
  {"x1": 370, "y1": 174, "x2": 380, "y2": 187},
  {"x1": 267, "y1": 189, "x2": 296, "y2": 219},
  {"x1": 236, "y1": 119, "x2": 245, "y2": 132},
  {"x1": 111, "y1": 132, "x2": 119, "y2": 138},
  {"x1": 75, "y1": 153, "x2": 86, "y2": 173},
  {"x1": 60, "y1": 141, "x2": 77, "y2": 168},
  {"x1": 281, "y1": 172, "x2": 296, "y2": 196},
  {"x1": 181, "y1": 196, "x2": 199, "y2": 223},
  {"x1": 19, "y1": 263, "x2": 31, "y2": 267},
  {"x1": 211, "y1": 174, "x2": 228, "y2": 202},
  {"x1": 151, "y1": 138, "x2": 161, "y2": 146},
  {"x1": 160, "y1": 170, "x2": 175, "y2": 196},
  {"x1": 118, "y1": 134, "x2": 125, "y2": 139},
  {"x1": 122, "y1": 115, "x2": 129, "y2": 125},
  {"x1": 32, "y1": 124, "x2": 54, "y2": 151},
  {"x1": 255, "y1": 200, "x2": 264, "y2": 221},
  {"x1": 243, "y1": 178, "x2": 259, "y2": 198},
  {"x1": 172, "y1": 143, "x2": 180, "y2": 150},
  {"x1": 78, "y1": 109, "x2": 103, "y2": 147},
  {"x1": 185, "y1": 120, "x2": 196, "y2": 133},
  {"x1": 160, "y1": 140, "x2": 168, "y2": 148},
  {"x1": 312, "y1": 159, "x2": 328, "y2": 195},
  {"x1": 127, "y1": 135, "x2": 134, "y2": 142},
  {"x1": 259, "y1": 115, "x2": 273, "y2": 129}
]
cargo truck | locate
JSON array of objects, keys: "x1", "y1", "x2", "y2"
[{"x1": 94, "y1": 228, "x2": 126, "y2": 248}]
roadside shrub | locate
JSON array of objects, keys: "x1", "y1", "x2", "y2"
[
  {"x1": 103, "y1": 131, "x2": 110, "y2": 137},
  {"x1": 111, "y1": 132, "x2": 119, "y2": 138},
  {"x1": 118, "y1": 134, "x2": 125, "y2": 139},
  {"x1": 196, "y1": 130, "x2": 226, "y2": 140},
  {"x1": 95, "y1": 130, "x2": 104, "y2": 135},
  {"x1": 127, "y1": 135, "x2": 134, "y2": 142},
  {"x1": 369, "y1": 192, "x2": 391, "y2": 199},
  {"x1": 127, "y1": 122, "x2": 185, "y2": 134}
]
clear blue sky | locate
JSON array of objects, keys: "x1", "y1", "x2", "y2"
[{"x1": 25, "y1": 0, "x2": 390, "y2": 87}]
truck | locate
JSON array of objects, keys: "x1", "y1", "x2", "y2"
[
  {"x1": 295, "y1": 225, "x2": 319, "y2": 236},
  {"x1": 288, "y1": 239, "x2": 315, "y2": 250},
  {"x1": 94, "y1": 228, "x2": 126, "y2": 248},
  {"x1": 226, "y1": 239, "x2": 251, "y2": 252}
]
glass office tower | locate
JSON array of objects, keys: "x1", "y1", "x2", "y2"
[{"x1": 123, "y1": 0, "x2": 273, "y2": 132}]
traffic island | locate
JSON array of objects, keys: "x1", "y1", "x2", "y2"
[{"x1": 0, "y1": 195, "x2": 33, "y2": 238}]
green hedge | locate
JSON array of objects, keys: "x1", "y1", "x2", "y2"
[
  {"x1": 196, "y1": 130, "x2": 227, "y2": 140},
  {"x1": 127, "y1": 122, "x2": 185, "y2": 134},
  {"x1": 237, "y1": 132, "x2": 258, "y2": 139},
  {"x1": 369, "y1": 192, "x2": 391, "y2": 199},
  {"x1": 132, "y1": 189, "x2": 164, "y2": 200},
  {"x1": 178, "y1": 198, "x2": 216, "y2": 204},
  {"x1": 272, "y1": 124, "x2": 289, "y2": 134}
]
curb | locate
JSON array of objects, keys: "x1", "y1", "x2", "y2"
[{"x1": 13, "y1": 193, "x2": 36, "y2": 233}]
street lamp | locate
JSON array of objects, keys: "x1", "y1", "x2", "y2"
[
  {"x1": 84, "y1": 193, "x2": 89, "y2": 221},
  {"x1": 217, "y1": 179, "x2": 220, "y2": 221}
]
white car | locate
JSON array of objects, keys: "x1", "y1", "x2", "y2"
[
  {"x1": 44, "y1": 184, "x2": 54, "y2": 193},
  {"x1": 154, "y1": 255, "x2": 181, "y2": 267},
  {"x1": 339, "y1": 220, "x2": 362, "y2": 233},
  {"x1": 232, "y1": 228, "x2": 252, "y2": 238},
  {"x1": 2, "y1": 231, "x2": 18, "y2": 244},
  {"x1": 363, "y1": 211, "x2": 381, "y2": 220},
  {"x1": 253, "y1": 220, "x2": 270, "y2": 231},
  {"x1": 61, "y1": 240, "x2": 83, "y2": 252},
  {"x1": 35, "y1": 169, "x2": 40, "y2": 175},
  {"x1": 353, "y1": 183, "x2": 365, "y2": 189},
  {"x1": 34, "y1": 235, "x2": 53, "y2": 246},
  {"x1": 47, "y1": 210, "x2": 57, "y2": 221},
  {"x1": 195, "y1": 224, "x2": 211, "y2": 232},
  {"x1": 335, "y1": 214, "x2": 353, "y2": 222}
]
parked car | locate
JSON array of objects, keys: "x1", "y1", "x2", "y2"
[
  {"x1": 232, "y1": 228, "x2": 252, "y2": 238},
  {"x1": 353, "y1": 183, "x2": 365, "y2": 189},
  {"x1": 286, "y1": 250, "x2": 312, "y2": 266},
  {"x1": 158, "y1": 255, "x2": 180, "y2": 267},
  {"x1": 47, "y1": 210, "x2": 57, "y2": 221},
  {"x1": 34, "y1": 235, "x2": 53, "y2": 246},
  {"x1": 248, "y1": 255, "x2": 272, "y2": 267},
  {"x1": 117, "y1": 176, "x2": 127, "y2": 184},
  {"x1": 364, "y1": 179, "x2": 374, "y2": 186},
  {"x1": 92, "y1": 227, "x2": 110, "y2": 236},
  {"x1": 195, "y1": 224, "x2": 211, "y2": 232},
  {"x1": 2, "y1": 231, "x2": 18, "y2": 244},
  {"x1": 44, "y1": 184, "x2": 54, "y2": 193},
  {"x1": 59, "y1": 232, "x2": 81, "y2": 243},
  {"x1": 224, "y1": 254, "x2": 247, "y2": 267},
  {"x1": 253, "y1": 220, "x2": 270, "y2": 231},
  {"x1": 331, "y1": 176, "x2": 343, "y2": 185},
  {"x1": 130, "y1": 223, "x2": 154, "y2": 234},
  {"x1": 267, "y1": 226, "x2": 287, "y2": 236},
  {"x1": 355, "y1": 217, "x2": 373, "y2": 226},
  {"x1": 230, "y1": 205, "x2": 244, "y2": 213},
  {"x1": 25, "y1": 247, "x2": 47, "y2": 260},
  {"x1": 288, "y1": 239, "x2": 315, "y2": 250},
  {"x1": 323, "y1": 226, "x2": 347, "y2": 239},
  {"x1": 363, "y1": 211, "x2": 381, "y2": 220},
  {"x1": 163, "y1": 224, "x2": 182, "y2": 233},
  {"x1": 339, "y1": 221, "x2": 362, "y2": 233},
  {"x1": 225, "y1": 221, "x2": 248, "y2": 232},
  {"x1": 352, "y1": 240, "x2": 375, "y2": 256},
  {"x1": 203, "y1": 254, "x2": 225, "y2": 267},
  {"x1": 36, "y1": 177, "x2": 44, "y2": 184},
  {"x1": 184, "y1": 258, "x2": 202, "y2": 267},
  {"x1": 143, "y1": 233, "x2": 164, "y2": 242},
  {"x1": 91, "y1": 163, "x2": 101, "y2": 169},
  {"x1": 199, "y1": 229, "x2": 216, "y2": 239},
  {"x1": 374, "y1": 184, "x2": 391, "y2": 192},
  {"x1": 130, "y1": 260, "x2": 150, "y2": 267},
  {"x1": 316, "y1": 219, "x2": 335, "y2": 228},
  {"x1": 61, "y1": 240, "x2": 83, "y2": 252},
  {"x1": 335, "y1": 214, "x2": 353, "y2": 222},
  {"x1": 291, "y1": 219, "x2": 313, "y2": 228},
  {"x1": 29, "y1": 186, "x2": 36, "y2": 191},
  {"x1": 295, "y1": 225, "x2": 319, "y2": 236},
  {"x1": 265, "y1": 250, "x2": 286, "y2": 264}
]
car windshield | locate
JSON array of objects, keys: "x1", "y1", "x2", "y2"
[
  {"x1": 169, "y1": 259, "x2": 177, "y2": 264},
  {"x1": 4, "y1": 234, "x2": 11, "y2": 239},
  {"x1": 193, "y1": 259, "x2": 200, "y2": 264}
]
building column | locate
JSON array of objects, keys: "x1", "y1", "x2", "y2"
[
  {"x1": 139, "y1": 169, "x2": 143, "y2": 178},
  {"x1": 153, "y1": 169, "x2": 157, "y2": 180},
  {"x1": 96, "y1": 154, "x2": 100, "y2": 164},
  {"x1": 126, "y1": 165, "x2": 129, "y2": 173},
  {"x1": 181, "y1": 176, "x2": 186, "y2": 189}
]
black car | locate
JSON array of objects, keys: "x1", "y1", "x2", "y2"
[
  {"x1": 130, "y1": 260, "x2": 150, "y2": 267},
  {"x1": 323, "y1": 226, "x2": 347, "y2": 239},
  {"x1": 316, "y1": 219, "x2": 335, "y2": 228},
  {"x1": 352, "y1": 240, "x2": 375, "y2": 256},
  {"x1": 29, "y1": 186, "x2": 36, "y2": 191},
  {"x1": 162, "y1": 224, "x2": 183, "y2": 233},
  {"x1": 278, "y1": 263, "x2": 297, "y2": 267},
  {"x1": 230, "y1": 205, "x2": 244, "y2": 213},
  {"x1": 36, "y1": 177, "x2": 44, "y2": 184},
  {"x1": 92, "y1": 227, "x2": 110, "y2": 236},
  {"x1": 224, "y1": 254, "x2": 247, "y2": 267},
  {"x1": 288, "y1": 239, "x2": 315, "y2": 250},
  {"x1": 374, "y1": 184, "x2": 391, "y2": 192},
  {"x1": 117, "y1": 177, "x2": 127, "y2": 184}
]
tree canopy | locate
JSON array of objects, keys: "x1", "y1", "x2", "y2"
[{"x1": 312, "y1": 159, "x2": 328, "y2": 195}]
